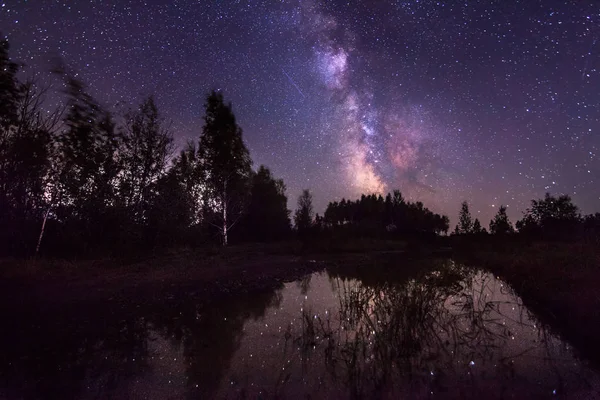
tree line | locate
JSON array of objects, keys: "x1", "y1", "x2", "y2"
[
  {"x1": 321, "y1": 191, "x2": 450, "y2": 236},
  {"x1": 0, "y1": 37, "x2": 293, "y2": 256},
  {"x1": 293, "y1": 189, "x2": 600, "y2": 243},
  {"x1": 453, "y1": 194, "x2": 600, "y2": 241}
]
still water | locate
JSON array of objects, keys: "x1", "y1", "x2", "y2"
[{"x1": 2, "y1": 259, "x2": 600, "y2": 399}]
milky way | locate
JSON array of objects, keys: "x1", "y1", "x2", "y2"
[
  {"x1": 308, "y1": 4, "x2": 386, "y2": 196},
  {"x1": 305, "y1": 2, "x2": 450, "y2": 201},
  {"x1": 1, "y1": 0, "x2": 598, "y2": 225}
]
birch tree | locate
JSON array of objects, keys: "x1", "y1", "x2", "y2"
[{"x1": 198, "y1": 91, "x2": 251, "y2": 245}]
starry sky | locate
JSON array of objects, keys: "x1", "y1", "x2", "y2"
[{"x1": 1, "y1": 0, "x2": 598, "y2": 226}]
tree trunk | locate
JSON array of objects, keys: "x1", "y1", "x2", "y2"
[
  {"x1": 35, "y1": 206, "x2": 51, "y2": 256},
  {"x1": 222, "y1": 181, "x2": 228, "y2": 246}
]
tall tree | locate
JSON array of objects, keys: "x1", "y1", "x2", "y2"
[
  {"x1": 55, "y1": 73, "x2": 122, "y2": 252},
  {"x1": 455, "y1": 201, "x2": 473, "y2": 234},
  {"x1": 0, "y1": 37, "x2": 60, "y2": 255},
  {"x1": 295, "y1": 189, "x2": 314, "y2": 236},
  {"x1": 472, "y1": 218, "x2": 483, "y2": 234},
  {"x1": 244, "y1": 165, "x2": 291, "y2": 241},
  {"x1": 7, "y1": 83, "x2": 58, "y2": 255},
  {"x1": 489, "y1": 205, "x2": 514, "y2": 235},
  {"x1": 120, "y1": 96, "x2": 173, "y2": 226},
  {"x1": 198, "y1": 91, "x2": 252, "y2": 245},
  {"x1": 0, "y1": 35, "x2": 23, "y2": 254}
]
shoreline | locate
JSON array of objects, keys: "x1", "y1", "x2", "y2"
[
  {"x1": 2, "y1": 242, "x2": 599, "y2": 367},
  {"x1": 457, "y1": 242, "x2": 600, "y2": 368}
]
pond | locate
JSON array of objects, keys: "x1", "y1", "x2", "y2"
[{"x1": 1, "y1": 258, "x2": 599, "y2": 399}]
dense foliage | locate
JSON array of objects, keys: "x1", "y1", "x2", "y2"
[
  {"x1": 489, "y1": 205, "x2": 514, "y2": 235},
  {"x1": 323, "y1": 191, "x2": 450, "y2": 237},
  {"x1": 245, "y1": 166, "x2": 291, "y2": 242},
  {"x1": 0, "y1": 39, "x2": 292, "y2": 256},
  {"x1": 516, "y1": 193, "x2": 581, "y2": 240}
]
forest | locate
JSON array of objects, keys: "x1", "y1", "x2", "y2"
[{"x1": 1, "y1": 36, "x2": 599, "y2": 259}]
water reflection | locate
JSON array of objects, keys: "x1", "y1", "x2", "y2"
[
  {"x1": 221, "y1": 261, "x2": 600, "y2": 398},
  {"x1": 152, "y1": 288, "x2": 284, "y2": 397},
  {"x1": 299, "y1": 264, "x2": 586, "y2": 398},
  {"x1": 1, "y1": 259, "x2": 599, "y2": 399},
  {"x1": 0, "y1": 283, "x2": 283, "y2": 399},
  {"x1": 0, "y1": 305, "x2": 153, "y2": 399}
]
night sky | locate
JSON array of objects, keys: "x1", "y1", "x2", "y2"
[{"x1": 1, "y1": 0, "x2": 598, "y2": 225}]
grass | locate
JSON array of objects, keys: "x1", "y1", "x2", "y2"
[{"x1": 0, "y1": 242, "x2": 318, "y2": 309}]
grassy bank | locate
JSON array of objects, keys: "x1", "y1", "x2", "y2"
[
  {"x1": 0, "y1": 238, "x2": 409, "y2": 291},
  {"x1": 0, "y1": 238, "x2": 433, "y2": 316},
  {"x1": 457, "y1": 241, "x2": 600, "y2": 366},
  {"x1": 0, "y1": 243, "x2": 317, "y2": 310}
]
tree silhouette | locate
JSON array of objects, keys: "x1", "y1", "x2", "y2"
[
  {"x1": 295, "y1": 189, "x2": 314, "y2": 237},
  {"x1": 145, "y1": 170, "x2": 195, "y2": 248},
  {"x1": 516, "y1": 193, "x2": 580, "y2": 239},
  {"x1": 472, "y1": 218, "x2": 483, "y2": 234},
  {"x1": 0, "y1": 36, "x2": 19, "y2": 130},
  {"x1": 244, "y1": 165, "x2": 291, "y2": 241},
  {"x1": 0, "y1": 40, "x2": 60, "y2": 255},
  {"x1": 455, "y1": 201, "x2": 473, "y2": 235},
  {"x1": 120, "y1": 96, "x2": 173, "y2": 228},
  {"x1": 55, "y1": 73, "x2": 122, "y2": 253},
  {"x1": 169, "y1": 142, "x2": 205, "y2": 225},
  {"x1": 583, "y1": 213, "x2": 600, "y2": 242},
  {"x1": 323, "y1": 190, "x2": 448, "y2": 237},
  {"x1": 489, "y1": 205, "x2": 514, "y2": 235},
  {"x1": 198, "y1": 91, "x2": 252, "y2": 246},
  {"x1": 1, "y1": 39, "x2": 308, "y2": 255},
  {"x1": 314, "y1": 213, "x2": 325, "y2": 233}
]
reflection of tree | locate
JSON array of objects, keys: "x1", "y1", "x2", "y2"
[
  {"x1": 296, "y1": 273, "x2": 312, "y2": 295},
  {"x1": 2, "y1": 264, "x2": 597, "y2": 399},
  {"x1": 290, "y1": 261, "x2": 589, "y2": 398},
  {"x1": 319, "y1": 262, "x2": 473, "y2": 397},
  {"x1": 150, "y1": 286, "x2": 283, "y2": 398},
  {"x1": 0, "y1": 284, "x2": 283, "y2": 399},
  {"x1": 0, "y1": 304, "x2": 151, "y2": 400}
]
